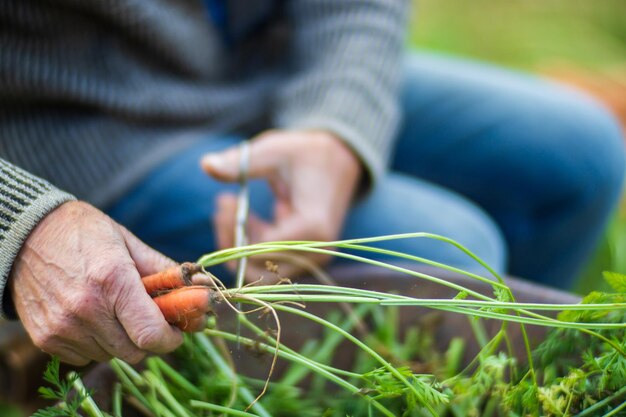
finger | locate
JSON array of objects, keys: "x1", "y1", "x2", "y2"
[
  {"x1": 119, "y1": 226, "x2": 176, "y2": 276},
  {"x1": 252, "y1": 214, "x2": 333, "y2": 275},
  {"x1": 92, "y1": 324, "x2": 147, "y2": 364},
  {"x1": 247, "y1": 212, "x2": 272, "y2": 245},
  {"x1": 68, "y1": 337, "x2": 112, "y2": 363},
  {"x1": 247, "y1": 250, "x2": 330, "y2": 282},
  {"x1": 257, "y1": 213, "x2": 333, "y2": 245},
  {"x1": 200, "y1": 136, "x2": 283, "y2": 182},
  {"x1": 53, "y1": 346, "x2": 91, "y2": 366},
  {"x1": 213, "y1": 194, "x2": 240, "y2": 271},
  {"x1": 245, "y1": 209, "x2": 332, "y2": 280},
  {"x1": 213, "y1": 193, "x2": 237, "y2": 251},
  {"x1": 114, "y1": 272, "x2": 183, "y2": 354}
]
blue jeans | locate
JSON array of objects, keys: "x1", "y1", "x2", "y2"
[{"x1": 107, "y1": 53, "x2": 625, "y2": 289}]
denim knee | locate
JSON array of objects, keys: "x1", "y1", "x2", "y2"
[
  {"x1": 558, "y1": 91, "x2": 625, "y2": 208},
  {"x1": 342, "y1": 174, "x2": 508, "y2": 275}
]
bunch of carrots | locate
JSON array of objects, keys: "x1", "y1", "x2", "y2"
[{"x1": 141, "y1": 262, "x2": 216, "y2": 332}]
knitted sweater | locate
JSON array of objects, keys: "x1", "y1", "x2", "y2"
[{"x1": 0, "y1": 0, "x2": 408, "y2": 318}]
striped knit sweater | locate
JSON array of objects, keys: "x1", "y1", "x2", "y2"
[{"x1": 0, "y1": 0, "x2": 408, "y2": 318}]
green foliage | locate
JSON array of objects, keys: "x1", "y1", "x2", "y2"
[
  {"x1": 32, "y1": 357, "x2": 87, "y2": 417},
  {"x1": 603, "y1": 271, "x2": 626, "y2": 293},
  {"x1": 35, "y1": 279, "x2": 618, "y2": 417},
  {"x1": 33, "y1": 227, "x2": 626, "y2": 417},
  {"x1": 524, "y1": 291, "x2": 626, "y2": 415}
]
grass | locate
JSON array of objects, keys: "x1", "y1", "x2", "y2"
[{"x1": 408, "y1": 0, "x2": 626, "y2": 71}]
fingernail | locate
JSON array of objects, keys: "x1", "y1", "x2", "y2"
[{"x1": 201, "y1": 154, "x2": 224, "y2": 171}]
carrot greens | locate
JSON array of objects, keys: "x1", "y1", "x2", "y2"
[{"x1": 34, "y1": 234, "x2": 626, "y2": 416}]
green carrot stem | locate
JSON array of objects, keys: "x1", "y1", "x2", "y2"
[
  {"x1": 268, "y1": 303, "x2": 440, "y2": 417},
  {"x1": 231, "y1": 295, "x2": 623, "y2": 330},
  {"x1": 236, "y1": 311, "x2": 364, "y2": 383},
  {"x1": 204, "y1": 328, "x2": 397, "y2": 417},
  {"x1": 603, "y1": 400, "x2": 626, "y2": 417},
  {"x1": 69, "y1": 371, "x2": 106, "y2": 417},
  {"x1": 444, "y1": 338, "x2": 466, "y2": 379},
  {"x1": 111, "y1": 359, "x2": 144, "y2": 386},
  {"x1": 193, "y1": 333, "x2": 273, "y2": 417},
  {"x1": 152, "y1": 401, "x2": 178, "y2": 417},
  {"x1": 150, "y1": 357, "x2": 203, "y2": 398},
  {"x1": 112, "y1": 383, "x2": 122, "y2": 417},
  {"x1": 333, "y1": 242, "x2": 508, "y2": 289},
  {"x1": 205, "y1": 244, "x2": 494, "y2": 302},
  {"x1": 109, "y1": 360, "x2": 151, "y2": 411},
  {"x1": 235, "y1": 289, "x2": 625, "y2": 312},
  {"x1": 198, "y1": 232, "x2": 502, "y2": 283},
  {"x1": 468, "y1": 316, "x2": 490, "y2": 351},
  {"x1": 190, "y1": 400, "x2": 260, "y2": 416},
  {"x1": 145, "y1": 372, "x2": 191, "y2": 417},
  {"x1": 576, "y1": 385, "x2": 626, "y2": 417}
]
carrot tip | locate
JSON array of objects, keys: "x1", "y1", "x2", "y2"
[{"x1": 181, "y1": 262, "x2": 202, "y2": 285}]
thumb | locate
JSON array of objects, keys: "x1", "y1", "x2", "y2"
[
  {"x1": 119, "y1": 226, "x2": 176, "y2": 276},
  {"x1": 200, "y1": 139, "x2": 282, "y2": 182}
]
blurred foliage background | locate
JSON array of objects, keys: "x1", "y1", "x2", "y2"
[
  {"x1": 409, "y1": 0, "x2": 626, "y2": 70},
  {"x1": 408, "y1": 0, "x2": 626, "y2": 294}
]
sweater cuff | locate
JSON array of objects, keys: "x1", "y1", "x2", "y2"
[{"x1": 0, "y1": 162, "x2": 76, "y2": 320}]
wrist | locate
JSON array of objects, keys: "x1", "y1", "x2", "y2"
[
  {"x1": 2, "y1": 192, "x2": 76, "y2": 320},
  {"x1": 307, "y1": 130, "x2": 364, "y2": 191}
]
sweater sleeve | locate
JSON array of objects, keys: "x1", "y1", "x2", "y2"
[
  {"x1": 0, "y1": 158, "x2": 75, "y2": 319},
  {"x1": 272, "y1": 0, "x2": 409, "y2": 189}
]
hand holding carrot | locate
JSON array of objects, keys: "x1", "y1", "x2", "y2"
[
  {"x1": 201, "y1": 129, "x2": 363, "y2": 280},
  {"x1": 141, "y1": 263, "x2": 214, "y2": 332},
  {"x1": 8, "y1": 201, "x2": 183, "y2": 365}
]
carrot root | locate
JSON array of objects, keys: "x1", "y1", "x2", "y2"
[
  {"x1": 142, "y1": 262, "x2": 201, "y2": 296},
  {"x1": 152, "y1": 286, "x2": 216, "y2": 332}
]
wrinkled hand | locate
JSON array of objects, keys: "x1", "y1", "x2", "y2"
[
  {"x1": 9, "y1": 201, "x2": 183, "y2": 365},
  {"x1": 202, "y1": 130, "x2": 363, "y2": 280}
]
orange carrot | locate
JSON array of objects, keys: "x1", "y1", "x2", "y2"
[
  {"x1": 142, "y1": 262, "x2": 201, "y2": 296},
  {"x1": 177, "y1": 315, "x2": 208, "y2": 333},
  {"x1": 152, "y1": 286, "x2": 214, "y2": 332}
]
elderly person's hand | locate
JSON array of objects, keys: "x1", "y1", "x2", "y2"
[
  {"x1": 8, "y1": 201, "x2": 183, "y2": 365},
  {"x1": 201, "y1": 130, "x2": 362, "y2": 280}
]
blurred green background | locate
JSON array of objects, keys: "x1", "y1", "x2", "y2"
[
  {"x1": 409, "y1": 0, "x2": 626, "y2": 71},
  {"x1": 408, "y1": 0, "x2": 626, "y2": 294}
]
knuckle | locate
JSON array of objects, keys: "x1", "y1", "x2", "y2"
[
  {"x1": 92, "y1": 262, "x2": 138, "y2": 304},
  {"x1": 94, "y1": 261, "x2": 136, "y2": 287},
  {"x1": 308, "y1": 218, "x2": 335, "y2": 242},
  {"x1": 66, "y1": 289, "x2": 99, "y2": 319},
  {"x1": 46, "y1": 316, "x2": 75, "y2": 341},
  {"x1": 31, "y1": 331, "x2": 55, "y2": 351}
]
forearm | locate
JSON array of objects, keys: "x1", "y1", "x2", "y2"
[
  {"x1": 0, "y1": 158, "x2": 75, "y2": 319},
  {"x1": 273, "y1": 0, "x2": 410, "y2": 189}
]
